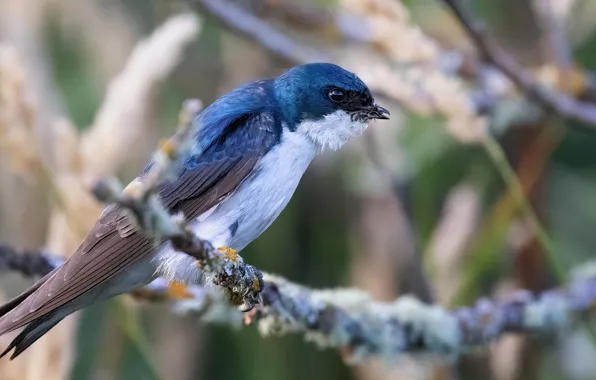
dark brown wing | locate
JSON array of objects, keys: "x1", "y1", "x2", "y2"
[{"x1": 0, "y1": 110, "x2": 280, "y2": 334}]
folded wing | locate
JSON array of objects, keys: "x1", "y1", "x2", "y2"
[{"x1": 0, "y1": 82, "x2": 280, "y2": 336}]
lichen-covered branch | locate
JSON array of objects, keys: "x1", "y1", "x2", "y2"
[
  {"x1": 255, "y1": 271, "x2": 596, "y2": 362},
  {"x1": 2, "y1": 240, "x2": 596, "y2": 362},
  {"x1": 442, "y1": 0, "x2": 596, "y2": 127}
]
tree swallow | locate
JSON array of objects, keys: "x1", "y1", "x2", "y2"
[{"x1": 0, "y1": 62, "x2": 389, "y2": 359}]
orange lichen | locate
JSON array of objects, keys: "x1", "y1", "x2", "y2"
[
  {"x1": 159, "y1": 138, "x2": 178, "y2": 158},
  {"x1": 535, "y1": 64, "x2": 588, "y2": 96},
  {"x1": 218, "y1": 246, "x2": 238, "y2": 262},
  {"x1": 167, "y1": 281, "x2": 194, "y2": 299},
  {"x1": 558, "y1": 68, "x2": 588, "y2": 97},
  {"x1": 122, "y1": 179, "x2": 144, "y2": 197}
]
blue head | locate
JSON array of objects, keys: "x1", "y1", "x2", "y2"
[
  {"x1": 274, "y1": 63, "x2": 389, "y2": 151},
  {"x1": 192, "y1": 63, "x2": 389, "y2": 155}
]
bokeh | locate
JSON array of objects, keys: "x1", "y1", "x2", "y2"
[{"x1": 1, "y1": 0, "x2": 596, "y2": 380}]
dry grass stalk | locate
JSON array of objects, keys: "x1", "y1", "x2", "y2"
[
  {"x1": 0, "y1": 45, "x2": 41, "y2": 177},
  {"x1": 48, "y1": 12, "x2": 202, "y2": 253},
  {"x1": 81, "y1": 13, "x2": 202, "y2": 180},
  {"x1": 0, "y1": 41, "x2": 64, "y2": 380},
  {"x1": 45, "y1": 0, "x2": 140, "y2": 83},
  {"x1": 0, "y1": 40, "x2": 76, "y2": 380},
  {"x1": 428, "y1": 184, "x2": 480, "y2": 306},
  {"x1": 339, "y1": 0, "x2": 488, "y2": 144},
  {"x1": 0, "y1": 12, "x2": 202, "y2": 380}
]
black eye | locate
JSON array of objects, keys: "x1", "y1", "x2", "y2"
[{"x1": 328, "y1": 89, "x2": 346, "y2": 102}]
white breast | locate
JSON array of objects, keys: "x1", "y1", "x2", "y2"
[
  {"x1": 296, "y1": 109, "x2": 369, "y2": 152},
  {"x1": 198, "y1": 129, "x2": 317, "y2": 250},
  {"x1": 153, "y1": 111, "x2": 369, "y2": 283},
  {"x1": 153, "y1": 128, "x2": 317, "y2": 283}
]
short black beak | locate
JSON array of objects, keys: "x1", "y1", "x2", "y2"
[{"x1": 369, "y1": 104, "x2": 390, "y2": 120}]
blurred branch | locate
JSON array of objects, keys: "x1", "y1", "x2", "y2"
[
  {"x1": 0, "y1": 245, "x2": 56, "y2": 278},
  {"x1": 482, "y1": 136, "x2": 566, "y2": 282},
  {"x1": 533, "y1": 0, "x2": 573, "y2": 68},
  {"x1": 440, "y1": 0, "x2": 575, "y2": 287},
  {"x1": 248, "y1": 0, "x2": 374, "y2": 44},
  {"x1": 194, "y1": 0, "x2": 324, "y2": 63},
  {"x1": 442, "y1": 0, "x2": 596, "y2": 127}
]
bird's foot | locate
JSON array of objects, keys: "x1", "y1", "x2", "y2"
[
  {"x1": 217, "y1": 246, "x2": 238, "y2": 262},
  {"x1": 243, "y1": 307, "x2": 259, "y2": 325},
  {"x1": 166, "y1": 280, "x2": 193, "y2": 300}
]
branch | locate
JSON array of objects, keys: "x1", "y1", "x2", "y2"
[
  {"x1": 194, "y1": 0, "x2": 325, "y2": 64},
  {"x1": 246, "y1": 0, "x2": 374, "y2": 45},
  {"x1": 0, "y1": 245, "x2": 56, "y2": 278},
  {"x1": 3, "y1": 242, "x2": 596, "y2": 362},
  {"x1": 442, "y1": 0, "x2": 596, "y2": 127}
]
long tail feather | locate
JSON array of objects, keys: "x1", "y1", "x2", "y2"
[
  {"x1": 0, "y1": 313, "x2": 62, "y2": 360},
  {"x1": 0, "y1": 272, "x2": 52, "y2": 334}
]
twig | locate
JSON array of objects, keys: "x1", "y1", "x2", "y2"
[
  {"x1": 0, "y1": 245, "x2": 57, "y2": 278},
  {"x1": 482, "y1": 136, "x2": 567, "y2": 282},
  {"x1": 442, "y1": 0, "x2": 596, "y2": 127},
  {"x1": 248, "y1": 0, "x2": 373, "y2": 44},
  {"x1": 442, "y1": 1, "x2": 571, "y2": 283}
]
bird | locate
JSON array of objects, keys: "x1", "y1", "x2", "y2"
[{"x1": 0, "y1": 62, "x2": 389, "y2": 359}]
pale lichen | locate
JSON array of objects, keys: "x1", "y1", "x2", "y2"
[{"x1": 2, "y1": 243, "x2": 596, "y2": 364}]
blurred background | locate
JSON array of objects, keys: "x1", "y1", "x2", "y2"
[{"x1": 1, "y1": 0, "x2": 596, "y2": 379}]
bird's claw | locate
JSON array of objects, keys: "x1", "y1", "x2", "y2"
[
  {"x1": 166, "y1": 281, "x2": 193, "y2": 300},
  {"x1": 242, "y1": 306, "x2": 259, "y2": 325}
]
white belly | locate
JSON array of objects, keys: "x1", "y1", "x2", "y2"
[{"x1": 153, "y1": 128, "x2": 317, "y2": 283}]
